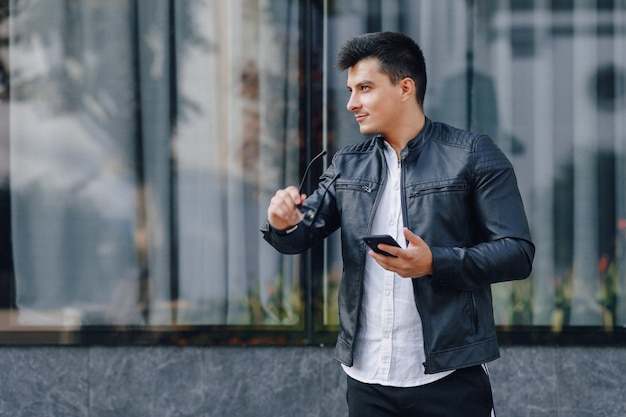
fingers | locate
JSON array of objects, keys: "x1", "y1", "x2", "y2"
[
  {"x1": 403, "y1": 227, "x2": 424, "y2": 246},
  {"x1": 367, "y1": 228, "x2": 433, "y2": 278},
  {"x1": 267, "y1": 186, "x2": 305, "y2": 230}
]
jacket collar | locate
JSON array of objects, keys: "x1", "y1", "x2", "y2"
[
  {"x1": 406, "y1": 116, "x2": 433, "y2": 151},
  {"x1": 374, "y1": 117, "x2": 433, "y2": 160}
]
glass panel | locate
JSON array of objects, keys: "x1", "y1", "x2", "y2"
[
  {"x1": 322, "y1": 0, "x2": 626, "y2": 330},
  {"x1": 489, "y1": 0, "x2": 626, "y2": 329},
  {"x1": 1, "y1": 0, "x2": 624, "y2": 343},
  {"x1": 2, "y1": 0, "x2": 304, "y2": 330}
]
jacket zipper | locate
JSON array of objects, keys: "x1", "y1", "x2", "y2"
[
  {"x1": 469, "y1": 291, "x2": 479, "y2": 334},
  {"x1": 409, "y1": 184, "x2": 465, "y2": 198},
  {"x1": 354, "y1": 148, "x2": 387, "y2": 363},
  {"x1": 398, "y1": 153, "x2": 435, "y2": 373},
  {"x1": 335, "y1": 183, "x2": 372, "y2": 194}
]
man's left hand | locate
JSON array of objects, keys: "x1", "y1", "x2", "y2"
[{"x1": 367, "y1": 227, "x2": 433, "y2": 278}]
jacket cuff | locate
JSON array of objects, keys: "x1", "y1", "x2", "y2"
[
  {"x1": 429, "y1": 246, "x2": 462, "y2": 288},
  {"x1": 260, "y1": 220, "x2": 298, "y2": 236}
]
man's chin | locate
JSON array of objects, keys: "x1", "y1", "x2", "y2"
[{"x1": 358, "y1": 125, "x2": 376, "y2": 135}]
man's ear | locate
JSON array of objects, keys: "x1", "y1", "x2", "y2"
[{"x1": 399, "y1": 77, "x2": 416, "y2": 101}]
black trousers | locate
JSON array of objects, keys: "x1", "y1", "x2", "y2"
[{"x1": 346, "y1": 365, "x2": 495, "y2": 417}]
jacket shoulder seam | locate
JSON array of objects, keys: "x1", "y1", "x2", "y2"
[{"x1": 335, "y1": 137, "x2": 379, "y2": 156}]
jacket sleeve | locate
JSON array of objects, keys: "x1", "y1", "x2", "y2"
[{"x1": 430, "y1": 135, "x2": 535, "y2": 290}]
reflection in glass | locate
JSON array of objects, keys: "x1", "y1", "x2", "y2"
[
  {"x1": 324, "y1": 1, "x2": 626, "y2": 330},
  {"x1": 6, "y1": 0, "x2": 303, "y2": 327},
  {"x1": 0, "y1": 0, "x2": 625, "y2": 340}
]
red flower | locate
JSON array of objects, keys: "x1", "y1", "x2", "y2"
[{"x1": 598, "y1": 254, "x2": 609, "y2": 273}]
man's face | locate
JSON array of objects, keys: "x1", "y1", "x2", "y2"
[{"x1": 346, "y1": 57, "x2": 404, "y2": 137}]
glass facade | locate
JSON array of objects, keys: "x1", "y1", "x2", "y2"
[
  {"x1": 0, "y1": 0, "x2": 624, "y2": 344},
  {"x1": 322, "y1": 0, "x2": 626, "y2": 337}
]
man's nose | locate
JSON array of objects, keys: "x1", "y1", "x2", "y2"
[{"x1": 346, "y1": 92, "x2": 359, "y2": 112}]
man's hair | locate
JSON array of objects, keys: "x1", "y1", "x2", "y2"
[{"x1": 336, "y1": 32, "x2": 427, "y2": 107}]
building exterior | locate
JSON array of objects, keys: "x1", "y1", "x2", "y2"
[{"x1": 0, "y1": 1, "x2": 625, "y2": 415}]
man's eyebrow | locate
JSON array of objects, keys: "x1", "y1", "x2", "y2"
[{"x1": 347, "y1": 79, "x2": 374, "y2": 89}]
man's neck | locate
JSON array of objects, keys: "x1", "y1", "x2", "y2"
[{"x1": 383, "y1": 111, "x2": 426, "y2": 156}]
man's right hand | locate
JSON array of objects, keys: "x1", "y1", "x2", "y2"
[{"x1": 267, "y1": 185, "x2": 306, "y2": 231}]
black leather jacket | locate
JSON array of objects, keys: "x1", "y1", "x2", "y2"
[{"x1": 262, "y1": 118, "x2": 535, "y2": 374}]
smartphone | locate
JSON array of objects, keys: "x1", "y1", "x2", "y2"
[{"x1": 363, "y1": 234, "x2": 401, "y2": 258}]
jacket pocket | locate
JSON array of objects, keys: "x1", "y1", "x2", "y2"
[{"x1": 405, "y1": 179, "x2": 469, "y2": 242}]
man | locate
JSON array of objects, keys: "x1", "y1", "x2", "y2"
[{"x1": 261, "y1": 32, "x2": 534, "y2": 416}]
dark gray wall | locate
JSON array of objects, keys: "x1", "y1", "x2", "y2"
[{"x1": 0, "y1": 345, "x2": 624, "y2": 416}]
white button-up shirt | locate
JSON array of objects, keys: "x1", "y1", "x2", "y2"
[{"x1": 342, "y1": 140, "x2": 453, "y2": 387}]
